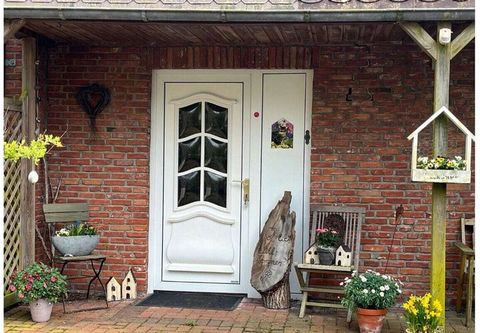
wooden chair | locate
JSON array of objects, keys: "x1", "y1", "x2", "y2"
[
  {"x1": 454, "y1": 217, "x2": 475, "y2": 327},
  {"x1": 43, "y1": 203, "x2": 108, "y2": 313},
  {"x1": 294, "y1": 205, "x2": 365, "y2": 321}
]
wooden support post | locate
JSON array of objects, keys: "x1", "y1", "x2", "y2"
[
  {"x1": 20, "y1": 37, "x2": 37, "y2": 268},
  {"x1": 400, "y1": 21, "x2": 474, "y2": 324},
  {"x1": 430, "y1": 22, "x2": 451, "y2": 323}
]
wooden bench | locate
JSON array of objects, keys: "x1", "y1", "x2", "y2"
[
  {"x1": 43, "y1": 203, "x2": 108, "y2": 313},
  {"x1": 294, "y1": 205, "x2": 365, "y2": 321}
]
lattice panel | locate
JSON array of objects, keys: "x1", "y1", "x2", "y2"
[{"x1": 4, "y1": 105, "x2": 22, "y2": 292}]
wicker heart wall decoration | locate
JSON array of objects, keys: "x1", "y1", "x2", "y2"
[{"x1": 77, "y1": 83, "x2": 111, "y2": 131}]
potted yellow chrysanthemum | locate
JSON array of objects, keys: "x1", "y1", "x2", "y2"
[{"x1": 403, "y1": 293, "x2": 443, "y2": 333}]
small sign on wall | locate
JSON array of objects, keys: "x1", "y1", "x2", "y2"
[{"x1": 271, "y1": 118, "x2": 294, "y2": 149}]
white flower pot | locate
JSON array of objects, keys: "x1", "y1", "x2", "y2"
[
  {"x1": 29, "y1": 299, "x2": 53, "y2": 322},
  {"x1": 52, "y1": 235, "x2": 99, "y2": 256}
]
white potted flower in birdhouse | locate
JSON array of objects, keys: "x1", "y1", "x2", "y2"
[
  {"x1": 335, "y1": 244, "x2": 352, "y2": 267},
  {"x1": 408, "y1": 107, "x2": 475, "y2": 184},
  {"x1": 304, "y1": 244, "x2": 320, "y2": 265}
]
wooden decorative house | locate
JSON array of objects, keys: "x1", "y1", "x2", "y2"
[
  {"x1": 106, "y1": 277, "x2": 121, "y2": 301},
  {"x1": 407, "y1": 106, "x2": 475, "y2": 184},
  {"x1": 304, "y1": 244, "x2": 320, "y2": 265},
  {"x1": 121, "y1": 270, "x2": 137, "y2": 300},
  {"x1": 335, "y1": 244, "x2": 352, "y2": 267}
]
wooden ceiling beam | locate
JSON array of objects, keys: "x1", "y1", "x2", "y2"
[{"x1": 450, "y1": 22, "x2": 475, "y2": 60}]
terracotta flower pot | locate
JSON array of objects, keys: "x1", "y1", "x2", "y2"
[
  {"x1": 356, "y1": 307, "x2": 387, "y2": 333},
  {"x1": 29, "y1": 299, "x2": 53, "y2": 322}
]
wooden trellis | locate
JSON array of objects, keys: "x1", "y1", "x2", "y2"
[{"x1": 4, "y1": 98, "x2": 23, "y2": 307}]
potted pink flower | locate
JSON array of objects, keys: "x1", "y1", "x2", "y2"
[
  {"x1": 315, "y1": 228, "x2": 340, "y2": 265},
  {"x1": 9, "y1": 262, "x2": 67, "y2": 322}
]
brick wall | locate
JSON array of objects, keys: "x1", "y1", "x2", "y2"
[
  {"x1": 43, "y1": 45, "x2": 151, "y2": 293},
  {"x1": 5, "y1": 39, "x2": 474, "y2": 304},
  {"x1": 4, "y1": 39, "x2": 22, "y2": 97}
]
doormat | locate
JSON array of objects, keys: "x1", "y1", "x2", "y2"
[{"x1": 136, "y1": 291, "x2": 245, "y2": 311}]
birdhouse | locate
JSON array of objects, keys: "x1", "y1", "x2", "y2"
[
  {"x1": 407, "y1": 106, "x2": 475, "y2": 184},
  {"x1": 304, "y1": 244, "x2": 320, "y2": 265},
  {"x1": 335, "y1": 244, "x2": 352, "y2": 267},
  {"x1": 106, "y1": 277, "x2": 121, "y2": 302},
  {"x1": 122, "y1": 270, "x2": 137, "y2": 300}
]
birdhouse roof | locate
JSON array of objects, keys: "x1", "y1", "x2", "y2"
[
  {"x1": 337, "y1": 244, "x2": 351, "y2": 252},
  {"x1": 106, "y1": 276, "x2": 120, "y2": 286},
  {"x1": 407, "y1": 106, "x2": 475, "y2": 142},
  {"x1": 122, "y1": 270, "x2": 137, "y2": 284},
  {"x1": 305, "y1": 243, "x2": 317, "y2": 253}
]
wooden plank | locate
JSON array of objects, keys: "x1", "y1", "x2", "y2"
[
  {"x1": 399, "y1": 22, "x2": 438, "y2": 61},
  {"x1": 300, "y1": 286, "x2": 345, "y2": 293},
  {"x1": 44, "y1": 212, "x2": 89, "y2": 223},
  {"x1": 453, "y1": 242, "x2": 474, "y2": 256},
  {"x1": 305, "y1": 301, "x2": 344, "y2": 309},
  {"x1": 20, "y1": 37, "x2": 36, "y2": 269},
  {"x1": 296, "y1": 263, "x2": 353, "y2": 272},
  {"x1": 450, "y1": 23, "x2": 475, "y2": 60},
  {"x1": 43, "y1": 203, "x2": 88, "y2": 213},
  {"x1": 58, "y1": 254, "x2": 106, "y2": 262},
  {"x1": 412, "y1": 169, "x2": 470, "y2": 184}
]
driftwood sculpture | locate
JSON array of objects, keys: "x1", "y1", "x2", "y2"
[{"x1": 251, "y1": 191, "x2": 296, "y2": 309}]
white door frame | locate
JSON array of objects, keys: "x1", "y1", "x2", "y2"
[{"x1": 148, "y1": 69, "x2": 312, "y2": 297}]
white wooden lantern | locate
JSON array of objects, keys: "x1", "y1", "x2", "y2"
[
  {"x1": 407, "y1": 107, "x2": 475, "y2": 184},
  {"x1": 304, "y1": 244, "x2": 320, "y2": 265},
  {"x1": 106, "y1": 277, "x2": 121, "y2": 302},
  {"x1": 335, "y1": 244, "x2": 352, "y2": 267},
  {"x1": 121, "y1": 270, "x2": 137, "y2": 300}
]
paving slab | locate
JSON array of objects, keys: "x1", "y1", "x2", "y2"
[{"x1": 4, "y1": 298, "x2": 474, "y2": 333}]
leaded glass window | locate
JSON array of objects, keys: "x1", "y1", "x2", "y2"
[{"x1": 177, "y1": 101, "x2": 228, "y2": 208}]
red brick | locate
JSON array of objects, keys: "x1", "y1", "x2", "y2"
[{"x1": 10, "y1": 41, "x2": 471, "y2": 300}]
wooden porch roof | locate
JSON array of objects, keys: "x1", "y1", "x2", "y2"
[{"x1": 7, "y1": 21, "x2": 475, "y2": 47}]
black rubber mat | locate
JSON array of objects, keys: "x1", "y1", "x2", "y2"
[{"x1": 136, "y1": 291, "x2": 245, "y2": 311}]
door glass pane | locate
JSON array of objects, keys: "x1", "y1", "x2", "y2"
[
  {"x1": 205, "y1": 102, "x2": 228, "y2": 139},
  {"x1": 176, "y1": 99, "x2": 230, "y2": 209},
  {"x1": 178, "y1": 137, "x2": 201, "y2": 172},
  {"x1": 204, "y1": 137, "x2": 227, "y2": 173},
  {"x1": 178, "y1": 171, "x2": 200, "y2": 207},
  {"x1": 204, "y1": 171, "x2": 227, "y2": 208},
  {"x1": 179, "y1": 102, "x2": 201, "y2": 139}
]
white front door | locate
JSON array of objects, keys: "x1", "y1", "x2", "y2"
[
  {"x1": 149, "y1": 70, "x2": 312, "y2": 297},
  {"x1": 162, "y1": 82, "x2": 244, "y2": 292}
]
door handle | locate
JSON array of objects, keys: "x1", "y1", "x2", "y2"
[{"x1": 232, "y1": 178, "x2": 250, "y2": 206}]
